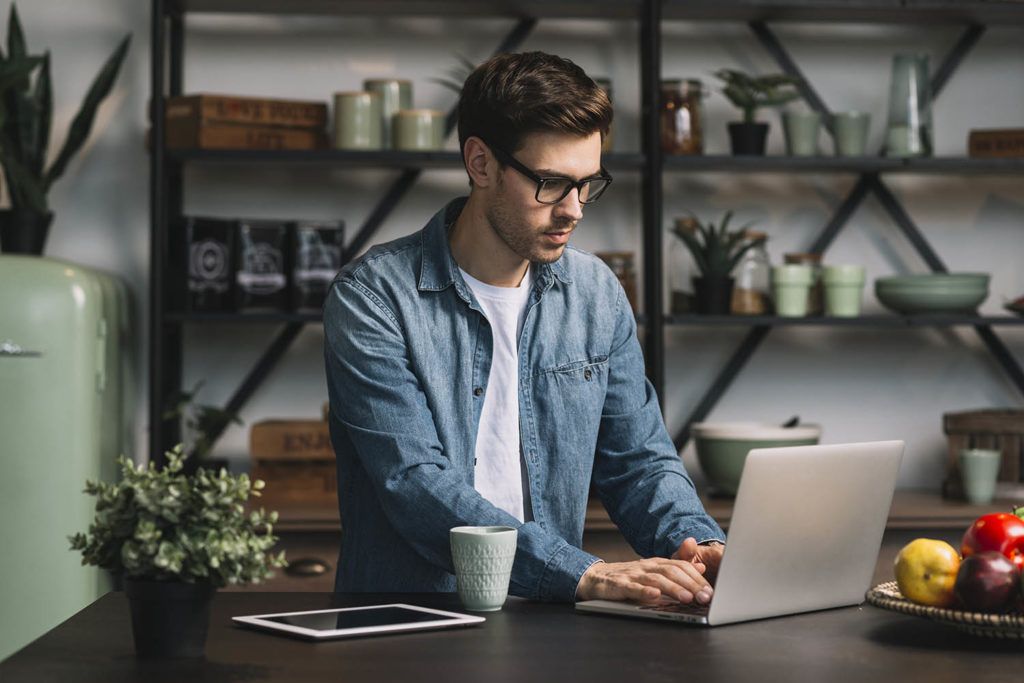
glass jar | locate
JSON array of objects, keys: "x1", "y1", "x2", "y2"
[
  {"x1": 731, "y1": 231, "x2": 772, "y2": 315},
  {"x1": 595, "y1": 251, "x2": 638, "y2": 312},
  {"x1": 660, "y1": 79, "x2": 704, "y2": 155},
  {"x1": 669, "y1": 217, "x2": 697, "y2": 314},
  {"x1": 784, "y1": 252, "x2": 823, "y2": 316},
  {"x1": 884, "y1": 53, "x2": 933, "y2": 157}
]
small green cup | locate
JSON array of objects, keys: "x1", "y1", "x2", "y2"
[
  {"x1": 771, "y1": 264, "x2": 814, "y2": 317},
  {"x1": 832, "y1": 111, "x2": 871, "y2": 156},
  {"x1": 782, "y1": 110, "x2": 822, "y2": 156},
  {"x1": 959, "y1": 448, "x2": 1002, "y2": 505},
  {"x1": 822, "y1": 264, "x2": 866, "y2": 317}
]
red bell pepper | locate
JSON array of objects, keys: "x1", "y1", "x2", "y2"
[{"x1": 961, "y1": 512, "x2": 1024, "y2": 571}]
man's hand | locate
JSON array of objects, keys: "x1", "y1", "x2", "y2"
[
  {"x1": 672, "y1": 537, "x2": 725, "y2": 584},
  {"x1": 577, "y1": 551, "x2": 713, "y2": 605}
]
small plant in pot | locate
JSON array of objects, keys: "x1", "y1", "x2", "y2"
[
  {"x1": 670, "y1": 211, "x2": 764, "y2": 314},
  {"x1": 69, "y1": 445, "x2": 287, "y2": 658},
  {"x1": 713, "y1": 68, "x2": 803, "y2": 156}
]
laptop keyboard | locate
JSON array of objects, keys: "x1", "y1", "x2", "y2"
[{"x1": 638, "y1": 600, "x2": 710, "y2": 617}]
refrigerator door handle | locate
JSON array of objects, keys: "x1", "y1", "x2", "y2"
[{"x1": 0, "y1": 340, "x2": 43, "y2": 358}]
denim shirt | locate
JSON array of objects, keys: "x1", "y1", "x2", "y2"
[{"x1": 323, "y1": 197, "x2": 725, "y2": 602}]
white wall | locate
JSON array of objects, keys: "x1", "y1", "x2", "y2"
[{"x1": 22, "y1": 4, "x2": 1023, "y2": 490}]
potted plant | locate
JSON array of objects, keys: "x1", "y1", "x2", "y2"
[
  {"x1": 713, "y1": 68, "x2": 803, "y2": 155},
  {"x1": 0, "y1": 4, "x2": 130, "y2": 254},
  {"x1": 69, "y1": 445, "x2": 287, "y2": 658},
  {"x1": 670, "y1": 211, "x2": 764, "y2": 314}
]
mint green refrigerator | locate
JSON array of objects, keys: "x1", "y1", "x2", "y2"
[{"x1": 0, "y1": 255, "x2": 131, "y2": 660}]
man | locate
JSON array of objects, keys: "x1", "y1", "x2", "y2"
[{"x1": 324, "y1": 51, "x2": 725, "y2": 605}]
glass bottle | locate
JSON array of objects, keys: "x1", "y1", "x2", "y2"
[
  {"x1": 660, "y1": 79, "x2": 704, "y2": 155},
  {"x1": 884, "y1": 53, "x2": 933, "y2": 157},
  {"x1": 669, "y1": 217, "x2": 697, "y2": 314},
  {"x1": 730, "y1": 231, "x2": 772, "y2": 315},
  {"x1": 596, "y1": 251, "x2": 638, "y2": 312},
  {"x1": 784, "y1": 252, "x2": 823, "y2": 316}
]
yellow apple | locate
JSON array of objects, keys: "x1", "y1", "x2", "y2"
[{"x1": 894, "y1": 538, "x2": 961, "y2": 607}]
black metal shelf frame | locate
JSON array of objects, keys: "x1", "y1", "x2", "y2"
[
  {"x1": 149, "y1": 1, "x2": 655, "y2": 463},
  {"x1": 668, "y1": 17, "x2": 1024, "y2": 449},
  {"x1": 150, "y1": 0, "x2": 1024, "y2": 463}
]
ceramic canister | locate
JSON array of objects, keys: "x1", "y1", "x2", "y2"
[
  {"x1": 392, "y1": 109, "x2": 445, "y2": 151},
  {"x1": 332, "y1": 91, "x2": 382, "y2": 150},
  {"x1": 363, "y1": 79, "x2": 413, "y2": 149}
]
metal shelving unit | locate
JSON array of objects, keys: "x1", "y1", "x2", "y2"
[{"x1": 149, "y1": 0, "x2": 1024, "y2": 464}]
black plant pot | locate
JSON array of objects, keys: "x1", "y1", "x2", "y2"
[
  {"x1": 693, "y1": 276, "x2": 735, "y2": 314},
  {"x1": 124, "y1": 578, "x2": 216, "y2": 659},
  {"x1": 727, "y1": 122, "x2": 770, "y2": 156},
  {"x1": 0, "y1": 210, "x2": 54, "y2": 255}
]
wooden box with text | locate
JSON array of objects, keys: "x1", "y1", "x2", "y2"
[{"x1": 250, "y1": 419, "x2": 336, "y2": 505}]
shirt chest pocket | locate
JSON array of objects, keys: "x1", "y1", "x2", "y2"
[{"x1": 535, "y1": 355, "x2": 610, "y2": 428}]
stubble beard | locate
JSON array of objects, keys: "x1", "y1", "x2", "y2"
[{"x1": 485, "y1": 178, "x2": 577, "y2": 265}]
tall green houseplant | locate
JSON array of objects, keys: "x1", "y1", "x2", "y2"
[{"x1": 0, "y1": 3, "x2": 130, "y2": 254}]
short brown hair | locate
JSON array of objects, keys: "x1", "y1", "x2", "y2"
[{"x1": 457, "y1": 51, "x2": 613, "y2": 159}]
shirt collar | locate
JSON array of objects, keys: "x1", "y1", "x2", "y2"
[{"x1": 417, "y1": 197, "x2": 573, "y2": 295}]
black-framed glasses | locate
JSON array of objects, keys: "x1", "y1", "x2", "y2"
[{"x1": 488, "y1": 143, "x2": 612, "y2": 205}]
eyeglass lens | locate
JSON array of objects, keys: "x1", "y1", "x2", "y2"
[{"x1": 537, "y1": 177, "x2": 610, "y2": 204}]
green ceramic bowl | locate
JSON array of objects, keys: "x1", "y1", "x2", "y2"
[
  {"x1": 875, "y1": 273, "x2": 989, "y2": 314},
  {"x1": 692, "y1": 422, "x2": 822, "y2": 496}
]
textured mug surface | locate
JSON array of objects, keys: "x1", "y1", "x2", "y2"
[{"x1": 450, "y1": 526, "x2": 517, "y2": 611}]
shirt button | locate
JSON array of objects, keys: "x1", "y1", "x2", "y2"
[
  {"x1": 473, "y1": 387, "x2": 483, "y2": 396},
  {"x1": 584, "y1": 369, "x2": 592, "y2": 381}
]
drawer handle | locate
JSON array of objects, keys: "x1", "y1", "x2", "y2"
[
  {"x1": 283, "y1": 557, "x2": 331, "y2": 578},
  {"x1": 0, "y1": 340, "x2": 43, "y2": 358}
]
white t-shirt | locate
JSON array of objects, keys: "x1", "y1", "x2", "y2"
[{"x1": 460, "y1": 266, "x2": 534, "y2": 523}]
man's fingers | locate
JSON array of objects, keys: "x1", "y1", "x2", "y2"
[{"x1": 578, "y1": 558, "x2": 714, "y2": 604}]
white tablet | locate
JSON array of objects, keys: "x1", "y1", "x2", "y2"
[{"x1": 232, "y1": 603, "x2": 485, "y2": 640}]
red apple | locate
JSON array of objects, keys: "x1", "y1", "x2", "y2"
[{"x1": 953, "y1": 551, "x2": 1021, "y2": 613}]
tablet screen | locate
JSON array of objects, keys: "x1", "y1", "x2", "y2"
[
  {"x1": 264, "y1": 606, "x2": 452, "y2": 631},
  {"x1": 233, "y1": 603, "x2": 486, "y2": 640}
]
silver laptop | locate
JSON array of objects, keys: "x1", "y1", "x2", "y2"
[{"x1": 576, "y1": 440, "x2": 903, "y2": 626}]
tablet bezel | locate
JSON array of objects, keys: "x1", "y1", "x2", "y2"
[{"x1": 232, "y1": 603, "x2": 486, "y2": 640}]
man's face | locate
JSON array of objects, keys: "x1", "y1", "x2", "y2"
[{"x1": 484, "y1": 130, "x2": 603, "y2": 265}]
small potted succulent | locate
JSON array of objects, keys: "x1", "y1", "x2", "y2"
[
  {"x1": 713, "y1": 68, "x2": 803, "y2": 155},
  {"x1": 69, "y1": 445, "x2": 287, "y2": 658},
  {"x1": 670, "y1": 210, "x2": 764, "y2": 314}
]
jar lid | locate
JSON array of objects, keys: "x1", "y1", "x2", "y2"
[
  {"x1": 743, "y1": 230, "x2": 767, "y2": 240},
  {"x1": 660, "y1": 78, "x2": 703, "y2": 91},
  {"x1": 784, "y1": 252, "x2": 822, "y2": 264}
]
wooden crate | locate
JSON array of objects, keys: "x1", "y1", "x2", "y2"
[
  {"x1": 942, "y1": 409, "x2": 1024, "y2": 499},
  {"x1": 250, "y1": 419, "x2": 336, "y2": 505},
  {"x1": 251, "y1": 460, "x2": 337, "y2": 506}
]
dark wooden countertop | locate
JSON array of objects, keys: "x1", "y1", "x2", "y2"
[{"x1": 4, "y1": 591, "x2": 1023, "y2": 682}]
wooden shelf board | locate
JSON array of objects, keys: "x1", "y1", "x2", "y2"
[{"x1": 666, "y1": 314, "x2": 1024, "y2": 327}]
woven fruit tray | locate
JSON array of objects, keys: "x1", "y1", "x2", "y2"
[{"x1": 866, "y1": 581, "x2": 1024, "y2": 639}]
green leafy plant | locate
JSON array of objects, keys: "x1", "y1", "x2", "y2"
[
  {"x1": 670, "y1": 211, "x2": 764, "y2": 279},
  {"x1": 0, "y1": 3, "x2": 130, "y2": 248},
  {"x1": 163, "y1": 380, "x2": 242, "y2": 463},
  {"x1": 713, "y1": 68, "x2": 803, "y2": 124},
  {"x1": 69, "y1": 445, "x2": 287, "y2": 587}
]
